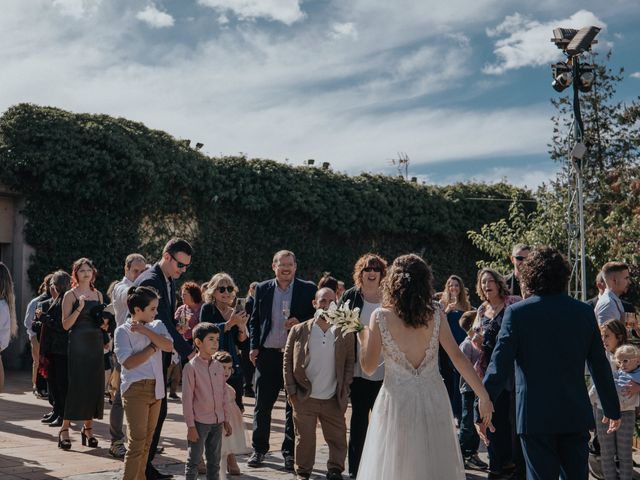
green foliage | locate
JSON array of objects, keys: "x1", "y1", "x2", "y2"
[
  {"x1": 469, "y1": 52, "x2": 640, "y2": 300},
  {"x1": 0, "y1": 103, "x2": 523, "y2": 295}
]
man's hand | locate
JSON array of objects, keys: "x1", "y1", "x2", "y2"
[
  {"x1": 250, "y1": 349, "x2": 259, "y2": 366},
  {"x1": 284, "y1": 317, "x2": 300, "y2": 329},
  {"x1": 602, "y1": 415, "x2": 622, "y2": 434},
  {"x1": 223, "y1": 421, "x2": 232, "y2": 437},
  {"x1": 187, "y1": 426, "x2": 199, "y2": 443},
  {"x1": 475, "y1": 421, "x2": 496, "y2": 446}
]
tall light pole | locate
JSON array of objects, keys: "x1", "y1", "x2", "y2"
[{"x1": 550, "y1": 26, "x2": 600, "y2": 301}]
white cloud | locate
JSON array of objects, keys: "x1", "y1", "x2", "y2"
[
  {"x1": 484, "y1": 10, "x2": 606, "y2": 75},
  {"x1": 631, "y1": 72, "x2": 640, "y2": 79},
  {"x1": 217, "y1": 14, "x2": 230, "y2": 25},
  {"x1": 439, "y1": 164, "x2": 560, "y2": 189},
  {"x1": 52, "y1": 0, "x2": 101, "y2": 18},
  {"x1": 330, "y1": 22, "x2": 358, "y2": 40},
  {"x1": 197, "y1": 0, "x2": 304, "y2": 25},
  {"x1": 136, "y1": 5, "x2": 175, "y2": 28}
]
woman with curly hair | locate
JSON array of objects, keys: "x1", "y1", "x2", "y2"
[
  {"x1": 339, "y1": 253, "x2": 387, "y2": 478},
  {"x1": 355, "y1": 254, "x2": 493, "y2": 480}
]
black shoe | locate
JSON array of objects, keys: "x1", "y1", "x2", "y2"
[
  {"x1": 168, "y1": 393, "x2": 179, "y2": 400},
  {"x1": 146, "y1": 466, "x2": 173, "y2": 480},
  {"x1": 48, "y1": 417, "x2": 63, "y2": 427},
  {"x1": 244, "y1": 387, "x2": 255, "y2": 398},
  {"x1": 41, "y1": 413, "x2": 57, "y2": 423},
  {"x1": 247, "y1": 452, "x2": 265, "y2": 467},
  {"x1": 155, "y1": 473, "x2": 173, "y2": 479},
  {"x1": 284, "y1": 455, "x2": 295, "y2": 471},
  {"x1": 487, "y1": 471, "x2": 508, "y2": 479},
  {"x1": 464, "y1": 453, "x2": 488, "y2": 471},
  {"x1": 326, "y1": 470, "x2": 344, "y2": 480}
]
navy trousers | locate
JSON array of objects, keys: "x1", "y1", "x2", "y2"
[{"x1": 520, "y1": 431, "x2": 590, "y2": 480}]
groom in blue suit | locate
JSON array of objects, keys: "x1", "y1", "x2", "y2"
[{"x1": 478, "y1": 246, "x2": 620, "y2": 480}]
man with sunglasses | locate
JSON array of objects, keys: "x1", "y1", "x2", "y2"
[
  {"x1": 504, "y1": 244, "x2": 530, "y2": 298},
  {"x1": 248, "y1": 250, "x2": 317, "y2": 471},
  {"x1": 134, "y1": 238, "x2": 195, "y2": 480}
]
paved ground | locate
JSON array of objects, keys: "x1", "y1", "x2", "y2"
[{"x1": 3, "y1": 370, "x2": 632, "y2": 479}]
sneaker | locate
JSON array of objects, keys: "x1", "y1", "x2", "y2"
[
  {"x1": 109, "y1": 441, "x2": 126, "y2": 459},
  {"x1": 464, "y1": 453, "x2": 488, "y2": 471},
  {"x1": 168, "y1": 393, "x2": 179, "y2": 400},
  {"x1": 326, "y1": 469, "x2": 344, "y2": 480},
  {"x1": 247, "y1": 452, "x2": 265, "y2": 468}
]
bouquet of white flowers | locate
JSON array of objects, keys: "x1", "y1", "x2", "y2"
[{"x1": 315, "y1": 300, "x2": 363, "y2": 337}]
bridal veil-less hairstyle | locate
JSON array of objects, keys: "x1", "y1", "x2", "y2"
[
  {"x1": 126, "y1": 286, "x2": 160, "y2": 314},
  {"x1": 0, "y1": 262, "x2": 17, "y2": 337},
  {"x1": 382, "y1": 254, "x2": 435, "y2": 328},
  {"x1": 51, "y1": 270, "x2": 72, "y2": 307},
  {"x1": 519, "y1": 246, "x2": 570, "y2": 296}
]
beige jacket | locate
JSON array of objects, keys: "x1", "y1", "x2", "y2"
[{"x1": 283, "y1": 318, "x2": 355, "y2": 411}]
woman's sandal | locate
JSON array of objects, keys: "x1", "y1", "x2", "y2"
[
  {"x1": 81, "y1": 426, "x2": 99, "y2": 448},
  {"x1": 58, "y1": 429, "x2": 71, "y2": 450}
]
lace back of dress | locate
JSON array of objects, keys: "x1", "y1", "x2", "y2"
[{"x1": 376, "y1": 306, "x2": 441, "y2": 379}]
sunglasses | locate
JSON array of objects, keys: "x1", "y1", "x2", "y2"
[
  {"x1": 216, "y1": 286, "x2": 234, "y2": 293},
  {"x1": 169, "y1": 252, "x2": 191, "y2": 269},
  {"x1": 363, "y1": 267, "x2": 382, "y2": 273},
  {"x1": 513, "y1": 256, "x2": 526, "y2": 261}
]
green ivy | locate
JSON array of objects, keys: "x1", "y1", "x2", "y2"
[{"x1": 0, "y1": 103, "x2": 525, "y2": 296}]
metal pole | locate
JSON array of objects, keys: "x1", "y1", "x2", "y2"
[{"x1": 572, "y1": 57, "x2": 587, "y2": 301}]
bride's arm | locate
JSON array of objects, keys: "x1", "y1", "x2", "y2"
[
  {"x1": 357, "y1": 311, "x2": 382, "y2": 376},
  {"x1": 439, "y1": 317, "x2": 493, "y2": 425}
]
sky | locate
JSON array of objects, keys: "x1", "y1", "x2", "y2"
[{"x1": 2, "y1": 0, "x2": 639, "y2": 188}]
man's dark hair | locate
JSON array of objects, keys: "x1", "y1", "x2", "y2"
[
  {"x1": 192, "y1": 322, "x2": 220, "y2": 342},
  {"x1": 520, "y1": 246, "x2": 570, "y2": 296},
  {"x1": 163, "y1": 238, "x2": 193, "y2": 256}
]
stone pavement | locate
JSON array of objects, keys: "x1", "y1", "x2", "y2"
[{"x1": 3, "y1": 369, "x2": 627, "y2": 480}]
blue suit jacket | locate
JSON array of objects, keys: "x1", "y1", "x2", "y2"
[
  {"x1": 482, "y1": 293, "x2": 620, "y2": 434},
  {"x1": 134, "y1": 263, "x2": 193, "y2": 360},
  {"x1": 249, "y1": 278, "x2": 317, "y2": 350}
]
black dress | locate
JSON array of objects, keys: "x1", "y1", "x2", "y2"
[{"x1": 64, "y1": 297, "x2": 104, "y2": 420}]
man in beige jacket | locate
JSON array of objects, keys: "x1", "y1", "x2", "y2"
[{"x1": 284, "y1": 287, "x2": 355, "y2": 480}]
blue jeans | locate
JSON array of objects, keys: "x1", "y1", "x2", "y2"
[
  {"x1": 459, "y1": 391, "x2": 480, "y2": 456},
  {"x1": 186, "y1": 421, "x2": 223, "y2": 480}
]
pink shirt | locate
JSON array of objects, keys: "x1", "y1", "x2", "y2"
[{"x1": 182, "y1": 355, "x2": 229, "y2": 428}]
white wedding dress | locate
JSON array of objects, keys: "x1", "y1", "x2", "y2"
[{"x1": 356, "y1": 307, "x2": 466, "y2": 479}]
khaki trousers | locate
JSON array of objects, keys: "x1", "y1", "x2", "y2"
[
  {"x1": 292, "y1": 396, "x2": 347, "y2": 477},
  {"x1": 30, "y1": 337, "x2": 40, "y2": 387},
  {"x1": 122, "y1": 379, "x2": 161, "y2": 480}
]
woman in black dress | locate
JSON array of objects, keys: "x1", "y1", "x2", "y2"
[{"x1": 58, "y1": 258, "x2": 108, "y2": 450}]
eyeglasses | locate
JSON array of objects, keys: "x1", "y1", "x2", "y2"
[
  {"x1": 363, "y1": 267, "x2": 382, "y2": 273},
  {"x1": 618, "y1": 358, "x2": 636, "y2": 364},
  {"x1": 216, "y1": 286, "x2": 234, "y2": 293},
  {"x1": 169, "y1": 253, "x2": 191, "y2": 269},
  {"x1": 513, "y1": 256, "x2": 527, "y2": 261}
]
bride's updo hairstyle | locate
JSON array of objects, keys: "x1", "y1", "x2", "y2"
[{"x1": 382, "y1": 254, "x2": 436, "y2": 328}]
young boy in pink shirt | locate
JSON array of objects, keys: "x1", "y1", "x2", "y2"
[{"x1": 182, "y1": 322, "x2": 231, "y2": 480}]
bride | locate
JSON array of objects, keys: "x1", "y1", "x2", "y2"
[{"x1": 356, "y1": 254, "x2": 494, "y2": 479}]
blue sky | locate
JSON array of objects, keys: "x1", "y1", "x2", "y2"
[{"x1": 2, "y1": 0, "x2": 639, "y2": 188}]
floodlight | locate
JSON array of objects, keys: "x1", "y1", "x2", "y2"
[
  {"x1": 195, "y1": 142, "x2": 204, "y2": 151},
  {"x1": 566, "y1": 26, "x2": 601, "y2": 56},
  {"x1": 322, "y1": 162, "x2": 330, "y2": 170},
  {"x1": 305, "y1": 159, "x2": 315, "y2": 166},
  {"x1": 551, "y1": 62, "x2": 573, "y2": 92},
  {"x1": 551, "y1": 28, "x2": 579, "y2": 50}
]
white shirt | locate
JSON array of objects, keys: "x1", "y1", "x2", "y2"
[
  {"x1": 0, "y1": 300, "x2": 11, "y2": 351},
  {"x1": 112, "y1": 276, "x2": 133, "y2": 327},
  {"x1": 114, "y1": 319, "x2": 172, "y2": 399},
  {"x1": 23, "y1": 296, "x2": 41, "y2": 340},
  {"x1": 306, "y1": 322, "x2": 337, "y2": 400},
  {"x1": 354, "y1": 299, "x2": 385, "y2": 381}
]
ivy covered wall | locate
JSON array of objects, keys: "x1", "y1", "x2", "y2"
[{"x1": 0, "y1": 103, "x2": 524, "y2": 294}]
